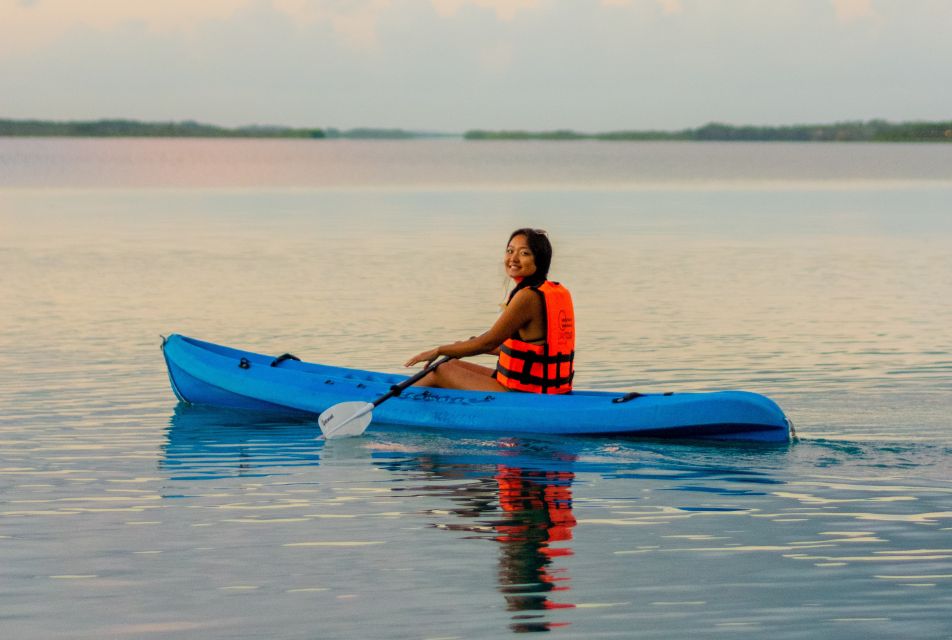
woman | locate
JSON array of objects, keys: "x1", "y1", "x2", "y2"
[{"x1": 405, "y1": 228, "x2": 575, "y2": 393}]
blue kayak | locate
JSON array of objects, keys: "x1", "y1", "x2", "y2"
[{"x1": 161, "y1": 334, "x2": 792, "y2": 443}]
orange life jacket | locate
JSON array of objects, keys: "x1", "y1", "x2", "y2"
[{"x1": 496, "y1": 280, "x2": 575, "y2": 394}]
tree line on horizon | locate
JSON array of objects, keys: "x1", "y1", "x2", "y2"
[
  {"x1": 0, "y1": 119, "x2": 327, "y2": 138},
  {"x1": 0, "y1": 119, "x2": 453, "y2": 139},
  {"x1": 464, "y1": 120, "x2": 952, "y2": 142},
  {"x1": 1, "y1": 117, "x2": 950, "y2": 142}
]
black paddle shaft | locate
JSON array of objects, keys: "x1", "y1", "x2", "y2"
[{"x1": 372, "y1": 356, "x2": 454, "y2": 408}]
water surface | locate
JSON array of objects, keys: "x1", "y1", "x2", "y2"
[{"x1": 1, "y1": 139, "x2": 950, "y2": 638}]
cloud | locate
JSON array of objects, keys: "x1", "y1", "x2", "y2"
[
  {"x1": 831, "y1": 0, "x2": 876, "y2": 22},
  {"x1": 599, "y1": 0, "x2": 681, "y2": 14},
  {"x1": 0, "y1": 0, "x2": 245, "y2": 55},
  {"x1": 331, "y1": 2, "x2": 392, "y2": 49},
  {"x1": 431, "y1": 0, "x2": 540, "y2": 22},
  {"x1": 10, "y1": 0, "x2": 243, "y2": 31},
  {"x1": 0, "y1": 0, "x2": 401, "y2": 56}
]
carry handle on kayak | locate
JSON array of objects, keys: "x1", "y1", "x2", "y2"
[
  {"x1": 318, "y1": 356, "x2": 454, "y2": 439},
  {"x1": 612, "y1": 391, "x2": 644, "y2": 403},
  {"x1": 270, "y1": 353, "x2": 301, "y2": 367}
]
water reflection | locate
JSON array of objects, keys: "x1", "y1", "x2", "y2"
[
  {"x1": 374, "y1": 444, "x2": 578, "y2": 632},
  {"x1": 153, "y1": 413, "x2": 952, "y2": 636},
  {"x1": 162, "y1": 404, "x2": 322, "y2": 480},
  {"x1": 162, "y1": 413, "x2": 583, "y2": 631},
  {"x1": 494, "y1": 466, "x2": 576, "y2": 632}
]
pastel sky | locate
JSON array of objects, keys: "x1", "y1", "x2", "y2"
[{"x1": 1, "y1": 0, "x2": 949, "y2": 131}]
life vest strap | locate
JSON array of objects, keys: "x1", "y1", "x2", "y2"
[
  {"x1": 495, "y1": 360, "x2": 575, "y2": 389},
  {"x1": 499, "y1": 343, "x2": 574, "y2": 364}
]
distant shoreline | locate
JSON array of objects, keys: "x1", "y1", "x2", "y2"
[
  {"x1": 1, "y1": 118, "x2": 950, "y2": 142},
  {"x1": 466, "y1": 120, "x2": 952, "y2": 143},
  {"x1": 0, "y1": 119, "x2": 454, "y2": 140}
]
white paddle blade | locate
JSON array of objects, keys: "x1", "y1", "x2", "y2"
[{"x1": 318, "y1": 401, "x2": 374, "y2": 439}]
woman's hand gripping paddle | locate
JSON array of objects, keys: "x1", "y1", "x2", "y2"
[{"x1": 318, "y1": 356, "x2": 453, "y2": 439}]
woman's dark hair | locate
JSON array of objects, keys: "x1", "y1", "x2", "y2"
[{"x1": 507, "y1": 228, "x2": 552, "y2": 300}]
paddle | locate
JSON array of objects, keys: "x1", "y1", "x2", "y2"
[{"x1": 318, "y1": 356, "x2": 453, "y2": 439}]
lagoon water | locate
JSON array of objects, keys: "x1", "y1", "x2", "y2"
[{"x1": 1, "y1": 139, "x2": 951, "y2": 638}]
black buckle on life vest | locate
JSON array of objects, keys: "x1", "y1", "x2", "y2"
[{"x1": 519, "y1": 350, "x2": 540, "y2": 386}]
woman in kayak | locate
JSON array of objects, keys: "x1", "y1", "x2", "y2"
[{"x1": 405, "y1": 228, "x2": 575, "y2": 393}]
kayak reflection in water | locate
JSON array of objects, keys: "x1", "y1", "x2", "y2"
[
  {"x1": 405, "y1": 228, "x2": 576, "y2": 394},
  {"x1": 494, "y1": 465, "x2": 577, "y2": 632},
  {"x1": 399, "y1": 456, "x2": 577, "y2": 631}
]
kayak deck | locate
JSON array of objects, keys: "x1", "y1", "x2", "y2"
[{"x1": 161, "y1": 334, "x2": 792, "y2": 443}]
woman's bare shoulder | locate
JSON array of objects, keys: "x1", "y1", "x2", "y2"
[
  {"x1": 504, "y1": 288, "x2": 543, "y2": 323},
  {"x1": 509, "y1": 287, "x2": 543, "y2": 306}
]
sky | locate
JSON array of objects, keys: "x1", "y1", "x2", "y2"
[{"x1": 1, "y1": 0, "x2": 950, "y2": 132}]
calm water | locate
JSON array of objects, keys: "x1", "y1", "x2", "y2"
[{"x1": 1, "y1": 139, "x2": 951, "y2": 638}]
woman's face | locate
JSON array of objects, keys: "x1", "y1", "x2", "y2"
[{"x1": 504, "y1": 234, "x2": 537, "y2": 279}]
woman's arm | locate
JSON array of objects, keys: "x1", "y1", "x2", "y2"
[{"x1": 405, "y1": 290, "x2": 539, "y2": 367}]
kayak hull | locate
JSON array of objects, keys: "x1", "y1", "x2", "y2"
[{"x1": 161, "y1": 334, "x2": 792, "y2": 443}]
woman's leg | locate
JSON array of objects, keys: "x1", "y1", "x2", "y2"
[
  {"x1": 413, "y1": 360, "x2": 508, "y2": 392},
  {"x1": 453, "y1": 360, "x2": 497, "y2": 376}
]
